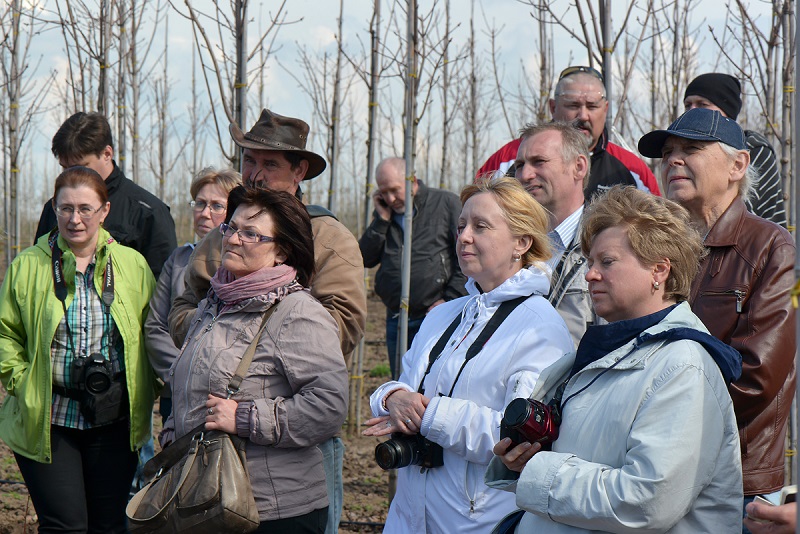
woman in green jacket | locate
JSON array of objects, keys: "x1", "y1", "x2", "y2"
[{"x1": 0, "y1": 166, "x2": 158, "y2": 533}]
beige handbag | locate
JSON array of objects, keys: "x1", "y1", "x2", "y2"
[{"x1": 126, "y1": 306, "x2": 277, "y2": 533}]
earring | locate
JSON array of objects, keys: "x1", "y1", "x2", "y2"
[
  {"x1": 653, "y1": 281, "x2": 659, "y2": 290},
  {"x1": 513, "y1": 252, "x2": 521, "y2": 262}
]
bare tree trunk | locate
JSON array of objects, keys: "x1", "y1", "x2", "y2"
[
  {"x1": 780, "y1": 0, "x2": 794, "y2": 226},
  {"x1": 7, "y1": 0, "x2": 21, "y2": 261},
  {"x1": 438, "y1": 0, "x2": 451, "y2": 189},
  {"x1": 234, "y1": 0, "x2": 247, "y2": 172},
  {"x1": 327, "y1": 0, "x2": 344, "y2": 213},
  {"x1": 468, "y1": 0, "x2": 478, "y2": 176},
  {"x1": 601, "y1": 0, "x2": 612, "y2": 130},
  {"x1": 117, "y1": 0, "x2": 128, "y2": 173},
  {"x1": 98, "y1": 0, "x2": 111, "y2": 115},
  {"x1": 538, "y1": 0, "x2": 551, "y2": 123}
]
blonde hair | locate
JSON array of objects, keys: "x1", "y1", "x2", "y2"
[
  {"x1": 460, "y1": 176, "x2": 551, "y2": 266},
  {"x1": 580, "y1": 186, "x2": 705, "y2": 302},
  {"x1": 190, "y1": 167, "x2": 242, "y2": 199}
]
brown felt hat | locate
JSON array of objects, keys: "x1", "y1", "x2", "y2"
[{"x1": 229, "y1": 109, "x2": 327, "y2": 180}]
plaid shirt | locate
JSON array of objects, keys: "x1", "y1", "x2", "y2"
[{"x1": 50, "y1": 258, "x2": 124, "y2": 429}]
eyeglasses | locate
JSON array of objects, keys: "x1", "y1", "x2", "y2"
[
  {"x1": 558, "y1": 65, "x2": 604, "y2": 83},
  {"x1": 54, "y1": 205, "x2": 104, "y2": 219},
  {"x1": 190, "y1": 200, "x2": 227, "y2": 214},
  {"x1": 219, "y1": 222, "x2": 276, "y2": 244}
]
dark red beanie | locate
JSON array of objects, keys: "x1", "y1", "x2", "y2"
[{"x1": 684, "y1": 73, "x2": 742, "y2": 120}]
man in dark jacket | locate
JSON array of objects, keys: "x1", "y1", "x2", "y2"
[
  {"x1": 639, "y1": 108, "x2": 796, "y2": 525},
  {"x1": 359, "y1": 157, "x2": 467, "y2": 378},
  {"x1": 34, "y1": 112, "x2": 177, "y2": 279}
]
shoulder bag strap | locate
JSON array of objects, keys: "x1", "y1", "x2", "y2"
[{"x1": 226, "y1": 304, "x2": 279, "y2": 398}]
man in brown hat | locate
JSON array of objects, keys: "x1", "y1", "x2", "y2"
[{"x1": 168, "y1": 109, "x2": 366, "y2": 534}]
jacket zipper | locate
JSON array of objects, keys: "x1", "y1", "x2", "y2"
[
  {"x1": 701, "y1": 288, "x2": 746, "y2": 313},
  {"x1": 181, "y1": 313, "x2": 217, "y2": 433}
]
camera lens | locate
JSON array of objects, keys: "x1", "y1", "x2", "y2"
[
  {"x1": 375, "y1": 439, "x2": 415, "y2": 470},
  {"x1": 85, "y1": 371, "x2": 111, "y2": 394},
  {"x1": 503, "y1": 398, "x2": 532, "y2": 428}
]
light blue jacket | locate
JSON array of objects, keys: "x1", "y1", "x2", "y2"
[{"x1": 486, "y1": 302, "x2": 743, "y2": 533}]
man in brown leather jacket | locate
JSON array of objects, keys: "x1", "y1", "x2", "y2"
[{"x1": 639, "y1": 108, "x2": 796, "y2": 522}]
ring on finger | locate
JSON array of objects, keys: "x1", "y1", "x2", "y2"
[
  {"x1": 404, "y1": 419, "x2": 412, "y2": 425},
  {"x1": 208, "y1": 407, "x2": 214, "y2": 415}
]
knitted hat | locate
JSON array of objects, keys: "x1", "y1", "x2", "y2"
[{"x1": 683, "y1": 73, "x2": 742, "y2": 120}]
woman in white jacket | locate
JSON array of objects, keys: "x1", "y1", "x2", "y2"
[
  {"x1": 363, "y1": 177, "x2": 574, "y2": 533},
  {"x1": 489, "y1": 186, "x2": 743, "y2": 533}
]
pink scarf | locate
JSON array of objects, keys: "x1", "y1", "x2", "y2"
[{"x1": 210, "y1": 263, "x2": 300, "y2": 308}]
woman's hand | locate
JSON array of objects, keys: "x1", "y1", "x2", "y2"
[
  {"x1": 744, "y1": 501, "x2": 796, "y2": 534},
  {"x1": 205, "y1": 394, "x2": 238, "y2": 434},
  {"x1": 362, "y1": 390, "x2": 429, "y2": 436},
  {"x1": 493, "y1": 437, "x2": 542, "y2": 473}
]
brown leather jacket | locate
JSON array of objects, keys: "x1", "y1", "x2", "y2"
[{"x1": 690, "y1": 198, "x2": 796, "y2": 496}]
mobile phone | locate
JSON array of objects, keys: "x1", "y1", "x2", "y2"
[{"x1": 780, "y1": 485, "x2": 797, "y2": 505}]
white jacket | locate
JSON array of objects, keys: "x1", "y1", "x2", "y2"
[
  {"x1": 485, "y1": 302, "x2": 743, "y2": 533},
  {"x1": 370, "y1": 266, "x2": 574, "y2": 534}
]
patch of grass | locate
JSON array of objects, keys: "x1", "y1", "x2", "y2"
[
  {"x1": 363, "y1": 476, "x2": 382, "y2": 485},
  {"x1": 369, "y1": 364, "x2": 391, "y2": 378}
]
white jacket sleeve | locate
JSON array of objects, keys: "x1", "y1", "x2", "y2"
[{"x1": 515, "y1": 359, "x2": 727, "y2": 533}]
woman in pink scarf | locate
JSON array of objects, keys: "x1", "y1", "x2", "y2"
[{"x1": 163, "y1": 187, "x2": 349, "y2": 534}]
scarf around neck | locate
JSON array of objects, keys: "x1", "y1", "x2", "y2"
[{"x1": 210, "y1": 263, "x2": 299, "y2": 307}]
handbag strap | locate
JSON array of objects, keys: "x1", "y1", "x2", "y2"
[
  {"x1": 226, "y1": 304, "x2": 279, "y2": 398},
  {"x1": 126, "y1": 432, "x2": 204, "y2": 522}
]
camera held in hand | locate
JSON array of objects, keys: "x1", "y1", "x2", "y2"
[
  {"x1": 375, "y1": 432, "x2": 444, "y2": 470},
  {"x1": 500, "y1": 397, "x2": 561, "y2": 450},
  {"x1": 71, "y1": 353, "x2": 127, "y2": 425}
]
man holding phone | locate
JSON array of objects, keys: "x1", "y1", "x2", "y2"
[{"x1": 359, "y1": 157, "x2": 466, "y2": 378}]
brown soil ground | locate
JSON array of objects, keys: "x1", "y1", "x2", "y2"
[{"x1": 0, "y1": 291, "x2": 393, "y2": 533}]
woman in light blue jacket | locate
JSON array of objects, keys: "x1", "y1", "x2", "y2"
[
  {"x1": 364, "y1": 177, "x2": 574, "y2": 533},
  {"x1": 489, "y1": 187, "x2": 743, "y2": 533}
]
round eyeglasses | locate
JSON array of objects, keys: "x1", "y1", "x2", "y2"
[
  {"x1": 219, "y1": 222, "x2": 276, "y2": 244},
  {"x1": 190, "y1": 200, "x2": 227, "y2": 214}
]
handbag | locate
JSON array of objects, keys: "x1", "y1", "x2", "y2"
[
  {"x1": 491, "y1": 509, "x2": 525, "y2": 534},
  {"x1": 126, "y1": 306, "x2": 277, "y2": 533}
]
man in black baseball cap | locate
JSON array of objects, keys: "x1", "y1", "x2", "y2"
[
  {"x1": 682, "y1": 73, "x2": 786, "y2": 226},
  {"x1": 640, "y1": 107, "x2": 796, "y2": 528}
]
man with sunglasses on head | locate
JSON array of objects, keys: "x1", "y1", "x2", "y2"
[
  {"x1": 168, "y1": 109, "x2": 366, "y2": 534},
  {"x1": 35, "y1": 112, "x2": 177, "y2": 280},
  {"x1": 478, "y1": 66, "x2": 660, "y2": 199}
]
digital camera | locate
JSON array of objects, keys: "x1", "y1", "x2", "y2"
[
  {"x1": 375, "y1": 433, "x2": 444, "y2": 470},
  {"x1": 71, "y1": 353, "x2": 126, "y2": 425},
  {"x1": 500, "y1": 397, "x2": 561, "y2": 450}
]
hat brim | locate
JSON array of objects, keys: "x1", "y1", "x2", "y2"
[
  {"x1": 229, "y1": 122, "x2": 327, "y2": 180},
  {"x1": 638, "y1": 129, "x2": 724, "y2": 158}
]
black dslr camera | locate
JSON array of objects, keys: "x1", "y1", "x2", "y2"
[
  {"x1": 71, "y1": 353, "x2": 126, "y2": 425},
  {"x1": 500, "y1": 397, "x2": 561, "y2": 450},
  {"x1": 375, "y1": 433, "x2": 444, "y2": 470}
]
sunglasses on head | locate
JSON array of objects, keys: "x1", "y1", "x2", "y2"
[{"x1": 558, "y1": 65, "x2": 604, "y2": 83}]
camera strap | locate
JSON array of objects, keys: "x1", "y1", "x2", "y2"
[
  {"x1": 418, "y1": 295, "x2": 528, "y2": 396},
  {"x1": 50, "y1": 232, "x2": 115, "y2": 360}
]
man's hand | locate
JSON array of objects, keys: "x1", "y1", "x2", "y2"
[
  {"x1": 744, "y1": 501, "x2": 796, "y2": 533},
  {"x1": 493, "y1": 437, "x2": 542, "y2": 472},
  {"x1": 427, "y1": 299, "x2": 445, "y2": 312},
  {"x1": 372, "y1": 191, "x2": 392, "y2": 221}
]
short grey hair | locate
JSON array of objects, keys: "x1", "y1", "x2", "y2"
[
  {"x1": 554, "y1": 72, "x2": 606, "y2": 100},
  {"x1": 518, "y1": 122, "x2": 592, "y2": 186},
  {"x1": 718, "y1": 142, "x2": 754, "y2": 202}
]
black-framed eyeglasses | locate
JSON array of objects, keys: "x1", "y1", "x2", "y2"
[
  {"x1": 219, "y1": 222, "x2": 275, "y2": 244},
  {"x1": 53, "y1": 204, "x2": 104, "y2": 220},
  {"x1": 190, "y1": 200, "x2": 227, "y2": 214},
  {"x1": 558, "y1": 65, "x2": 604, "y2": 83}
]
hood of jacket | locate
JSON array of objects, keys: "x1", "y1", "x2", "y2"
[
  {"x1": 463, "y1": 263, "x2": 552, "y2": 311},
  {"x1": 590, "y1": 302, "x2": 742, "y2": 385}
]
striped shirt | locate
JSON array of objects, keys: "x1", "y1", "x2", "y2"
[
  {"x1": 547, "y1": 205, "x2": 584, "y2": 272},
  {"x1": 50, "y1": 258, "x2": 124, "y2": 429}
]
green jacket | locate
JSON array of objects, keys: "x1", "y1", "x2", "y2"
[{"x1": 0, "y1": 229, "x2": 158, "y2": 463}]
